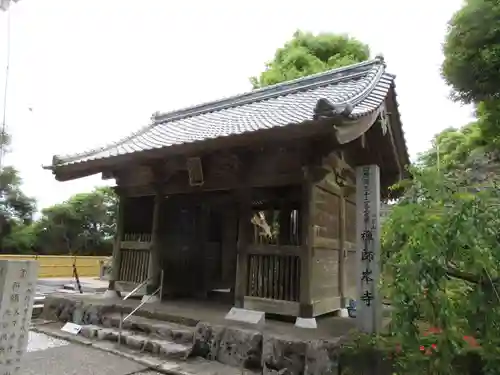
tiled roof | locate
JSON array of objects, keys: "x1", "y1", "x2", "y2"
[{"x1": 51, "y1": 57, "x2": 396, "y2": 168}]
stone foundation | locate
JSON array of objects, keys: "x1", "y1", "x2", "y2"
[{"x1": 41, "y1": 295, "x2": 347, "y2": 375}]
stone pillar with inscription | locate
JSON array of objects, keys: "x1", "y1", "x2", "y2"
[
  {"x1": 0, "y1": 260, "x2": 39, "y2": 374},
  {"x1": 355, "y1": 165, "x2": 382, "y2": 334}
]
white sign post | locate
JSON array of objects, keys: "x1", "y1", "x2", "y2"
[
  {"x1": 355, "y1": 165, "x2": 382, "y2": 333},
  {"x1": 0, "y1": 260, "x2": 39, "y2": 374}
]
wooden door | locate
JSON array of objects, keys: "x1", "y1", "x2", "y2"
[{"x1": 162, "y1": 196, "x2": 201, "y2": 296}]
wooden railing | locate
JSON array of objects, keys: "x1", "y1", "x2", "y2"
[
  {"x1": 246, "y1": 245, "x2": 301, "y2": 302},
  {"x1": 119, "y1": 249, "x2": 150, "y2": 283},
  {"x1": 118, "y1": 232, "x2": 151, "y2": 283}
]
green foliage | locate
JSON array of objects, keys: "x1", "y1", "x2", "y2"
[
  {"x1": 34, "y1": 186, "x2": 117, "y2": 255},
  {"x1": 2, "y1": 222, "x2": 38, "y2": 254},
  {"x1": 416, "y1": 122, "x2": 487, "y2": 171},
  {"x1": 0, "y1": 166, "x2": 36, "y2": 225},
  {"x1": 0, "y1": 125, "x2": 37, "y2": 251},
  {"x1": 250, "y1": 30, "x2": 370, "y2": 88},
  {"x1": 442, "y1": 0, "x2": 500, "y2": 104},
  {"x1": 381, "y1": 165, "x2": 500, "y2": 374},
  {"x1": 476, "y1": 99, "x2": 500, "y2": 148},
  {"x1": 0, "y1": 120, "x2": 116, "y2": 255}
]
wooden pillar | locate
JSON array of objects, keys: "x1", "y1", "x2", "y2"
[
  {"x1": 338, "y1": 191, "x2": 347, "y2": 307},
  {"x1": 299, "y1": 168, "x2": 314, "y2": 318},
  {"x1": 223, "y1": 202, "x2": 238, "y2": 290},
  {"x1": 197, "y1": 203, "x2": 209, "y2": 298},
  {"x1": 146, "y1": 189, "x2": 163, "y2": 295},
  {"x1": 108, "y1": 193, "x2": 125, "y2": 292},
  {"x1": 234, "y1": 189, "x2": 251, "y2": 308}
]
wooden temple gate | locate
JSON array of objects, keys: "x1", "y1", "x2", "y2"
[
  {"x1": 45, "y1": 58, "x2": 409, "y2": 318},
  {"x1": 108, "y1": 141, "x2": 366, "y2": 318}
]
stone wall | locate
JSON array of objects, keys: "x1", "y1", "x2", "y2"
[{"x1": 41, "y1": 295, "x2": 345, "y2": 374}]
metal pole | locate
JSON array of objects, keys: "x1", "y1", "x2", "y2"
[
  {"x1": 118, "y1": 311, "x2": 123, "y2": 345},
  {"x1": 0, "y1": 7, "x2": 11, "y2": 170},
  {"x1": 159, "y1": 269, "x2": 164, "y2": 302}
]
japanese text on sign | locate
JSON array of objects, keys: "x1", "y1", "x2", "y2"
[
  {"x1": 360, "y1": 167, "x2": 376, "y2": 307},
  {"x1": 356, "y1": 165, "x2": 381, "y2": 334}
]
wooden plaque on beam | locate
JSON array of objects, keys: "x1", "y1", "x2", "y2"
[{"x1": 187, "y1": 157, "x2": 204, "y2": 186}]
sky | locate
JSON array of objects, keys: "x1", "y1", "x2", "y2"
[{"x1": 0, "y1": 0, "x2": 473, "y2": 212}]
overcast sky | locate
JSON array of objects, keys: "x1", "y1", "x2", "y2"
[{"x1": 0, "y1": 0, "x2": 473, "y2": 211}]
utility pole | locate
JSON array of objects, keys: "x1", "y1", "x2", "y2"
[
  {"x1": 436, "y1": 142, "x2": 440, "y2": 172},
  {"x1": 0, "y1": 0, "x2": 20, "y2": 170}
]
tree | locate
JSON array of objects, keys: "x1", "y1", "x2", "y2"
[
  {"x1": 35, "y1": 187, "x2": 117, "y2": 255},
  {"x1": 0, "y1": 129, "x2": 36, "y2": 251},
  {"x1": 250, "y1": 30, "x2": 370, "y2": 89},
  {"x1": 416, "y1": 122, "x2": 488, "y2": 171},
  {"x1": 442, "y1": 0, "x2": 500, "y2": 104},
  {"x1": 442, "y1": 0, "x2": 500, "y2": 150},
  {"x1": 381, "y1": 166, "x2": 499, "y2": 373}
]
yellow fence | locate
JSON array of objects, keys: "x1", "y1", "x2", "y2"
[{"x1": 0, "y1": 254, "x2": 109, "y2": 278}]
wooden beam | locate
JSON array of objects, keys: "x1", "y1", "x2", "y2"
[
  {"x1": 299, "y1": 167, "x2": 314, "y2": 318},
  {"x1": 234, "y1": 188, "x2": 252, "y2": 307},
  {"x1": 51, "y1": 118, "x2": 332, "y2": 182},
  {"x1": 109, "y1": 192, "x2": 126, "y2": 290},
  {"x1": 146, "y1": 188, "x2": 163, "y2": 295},
  {"x1": 338, "y1": 192, "x2": 347, "y2": 307}
]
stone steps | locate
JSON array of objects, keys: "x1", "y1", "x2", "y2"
[
  {"x1": 80, "y1": 324, "x2": 192, "y2": 360},
  {"x1": 75, "y1": 313, "x2": 264, "y2": 372},
  {"x1": 32, "y1": 295, "x2": 46, "y2": 318},
  {"x1": 33, "y1": 323, "x2": 259, "y2": 375},
  {"x1": 40, "y1": 296, "x2": 342, "y2": 374},
  {"x1": 101, "y1": 312, "x2": 195, "y2": 345}
]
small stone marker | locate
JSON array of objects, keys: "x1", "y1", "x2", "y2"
[
  {"x1": 224, "y1": 307, "x2": 265, "y2": 328},
  {"x1": 337, "y1": 308, "x2": 349, "y2": 318},
  {"x1": 355, "y1": 165, "x2": 382, "y2": 333},
  {"x1": 294, "y1": 317, "x2": 317, "y2": 329},
  {"x1": 0, "y1": 260, "x2": 39, "y2": 374},
  {"x1": 61, "y1": 322, "x2": 82, "y2": 335}
]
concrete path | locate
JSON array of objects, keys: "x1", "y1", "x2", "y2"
[
  {"x1": 21, "y1": 332, "x2": 161, "y2": 375},
  {"x1": 37, "y1": 277, "x2": 108, "y2": 295}
]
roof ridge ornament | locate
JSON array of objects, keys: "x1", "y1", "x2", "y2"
[
  {"x1": 313, "y1": 98, "x2": 353, "y2": 121},
  {"x1": 375, "y1": 53, "x2": 385, "y2": 63}
]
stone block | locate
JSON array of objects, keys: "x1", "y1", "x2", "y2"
[
  {"x1": 0, "y1": 260, "x2": 39, "y2": 374},
  {"x1": 144, "y1": 339, "x2": 162, "y2": 355},
  {"x1": 72, "y1": 301, "x2": 85, "y2": 324},
  {"x1": 58, "y1": 299, "x2": 76, "y2": 322},
  {"x1": 305, "y1": 340, "x2": 340, "y2": 375},
  {"x1": 125, "y1": 335, "x2": 146, "y2": 350},
  {"x1": 80, "y1": 325, "x2": 99, "y2": 339},
  {"x1": 170, "y1": 327, "x2": 195, "y2": 344},
  {"x1": 217, "y1": 326, "x2": 262, "y2": 370},
  {"x1": 224, "y1": 307, "x2": 265, "y2": 328},
  {"x1": 97, "y1": 328, "x2": 117, "y2": 341},
  {"x1": 158, "y1": 341, "x2": 192, "y2": 360},
  {"x1": 294, "y1": 317, "x2": 317, "y2": 329},
  {"x1": 102, "y1": 289, "x2": 121, "y2": 299},
  {"x1": 262, "y1": 335, "x2": 307, "y2": 375},
  {"x1": 192, "y1": 322, "x2": 225, "y2": 360},
  {"x1": 337, "y1": 308, "x2": 349, "y2": 318}
]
